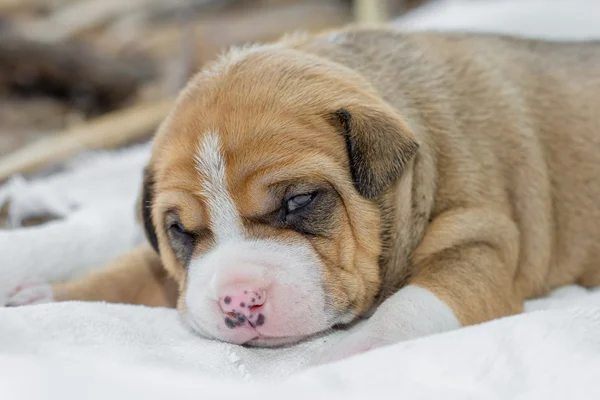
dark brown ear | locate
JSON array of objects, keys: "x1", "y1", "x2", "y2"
[
  {"x1": 332, "y1": 104, "x2": 419, "y2": 199},
  {"x1": 138, "y1": 166, "x2": 160, "y2": 254}
]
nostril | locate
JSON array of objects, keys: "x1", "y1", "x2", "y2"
[{"x1": 218, "y1": 288, "x2": 267, "y2": 327}]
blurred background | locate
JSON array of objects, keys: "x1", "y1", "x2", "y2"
[
  {"x1": 0, "y1": 0, "x2": 435, "y2": 226},
  {"x1": 0, "y1": 0, "x2": 427, "y2": 158},
  {"x1": 0, "y1": 0, "x2": 598, "y2": 228}
]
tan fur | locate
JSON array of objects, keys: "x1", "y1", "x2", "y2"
[
  {"x1": 48, "y1": 27, "x2": 600, "y2": 331},
  {"x1": 53, "y1": 244, "x2": 177, "y2": 307}
]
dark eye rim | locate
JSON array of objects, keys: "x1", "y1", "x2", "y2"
[{"x1": 169, "y1": 220, "x2": 191, "y2": 236}]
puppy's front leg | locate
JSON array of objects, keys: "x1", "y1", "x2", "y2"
[
  {"x1": 314, "y1": 208, "x2": 523, "y2": 364},
  {"x1": 7, "y1": 244, "x2": 178, "y2": 308}
]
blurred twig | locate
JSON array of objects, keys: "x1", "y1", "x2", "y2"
[
  {"x1": 0, "y1": 33, "x2": 155, "y2": 114},
  {"x1": 11, "y1": 0, "x2": 243, "y2": 43},
  {"x1": 0, "y1": 98, "x2": 175, "y2": 182},
  {"x1": 354, "y1": 0, "x2": 390, "y2": 23}
]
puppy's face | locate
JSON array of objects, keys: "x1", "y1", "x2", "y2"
[{"x1": 142, "y1": 47, "x2": 418, "y2": 346}]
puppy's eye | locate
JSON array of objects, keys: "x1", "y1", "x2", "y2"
[
  {"x1": 286, "y1": 193, "x2": 315, "y2": 213},
  {"x1": 166, "y1": 218, "x2": 198, "y2": 267},
  {"x1": 169, "y1": 221, "x2": 189, "y2": 236}
]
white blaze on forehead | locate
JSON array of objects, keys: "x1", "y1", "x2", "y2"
[{"x1": 194, "y1": 131, "x2": 244, "y2": 242}]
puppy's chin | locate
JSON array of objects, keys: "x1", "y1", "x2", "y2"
[
  {"x1": 184, "y1": 317, "x2": 342, "y2": 348},
  {"x1": 182, "y1": 310, "x2": 341, "y2": 348},
  {"x1": 244, "y1": 334, "x2": 317, "y2": 348},
  {"x1": 244, "y1": 315, "x2": 360, "y2": 347}
]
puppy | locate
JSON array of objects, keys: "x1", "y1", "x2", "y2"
[{"x1": 8, "y1": 26, "x2": 600, "y2": 363}]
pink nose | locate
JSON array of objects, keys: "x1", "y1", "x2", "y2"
[{"x1": 219, "y1": 289, "x2": 267, "y2": 329}]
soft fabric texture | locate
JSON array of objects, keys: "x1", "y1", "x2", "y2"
[
  {"x1": 0, "y1": 144, "x2": 149, "y2": 306},
  {"x1": 1, "y1": 287, "x2": 600, "y2": 399},
  {"x1": 2, "y1": 1, "x2": 600, "y2": 398}
]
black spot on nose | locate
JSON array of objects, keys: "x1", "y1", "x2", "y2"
[
  {"x1": 225, "y1": 318, "x2": 236, "y2": 329},
  {"x1": 240, "y1": 302, "x2": 245, "y2": 308},
  {"x1": 237, "y1": 315, "x2": 245, "y2": 323},
  {"x1": 251, "y1": 298, "x2": 255, "y2": 302},
  {"x1": 255, "y1": 313, "x2": 265, "y2": 326},
  {"x1": 224, "y1": 296, "x2": 231, "y2": 305}
]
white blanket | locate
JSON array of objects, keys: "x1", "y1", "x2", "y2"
[
  {"x1": 1, "y1": 287, "x2": 600, "y2": 399},
  {"x1": 2, "y1": 1, "x2": 600, "y2": 398}
]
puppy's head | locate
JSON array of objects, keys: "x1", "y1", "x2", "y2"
[{"x1": 141, "y1": 45, "x2": 418, "y2": 346}]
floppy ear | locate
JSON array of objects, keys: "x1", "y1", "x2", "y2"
[
  {"x1": 138, "y1": 166, "x2": 160, "y2": 253},
  {"x1": 331, "y1": 103, "x2": 419, "y2": 199}
]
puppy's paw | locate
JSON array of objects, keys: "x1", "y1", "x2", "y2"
[
  {"x1": 5, "y1": 282, "x2": 54, "y2": 307},
  {"x1": 311, "y1": 330, "x2": 388, "y2": 366}
]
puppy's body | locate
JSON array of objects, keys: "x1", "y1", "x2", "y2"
[
  {"x1": 300, "y1": 31, "x2": 600, "y2": 320},
  {"x1": 9, "y1": 27, "x2": 600, "y2": 362}
]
